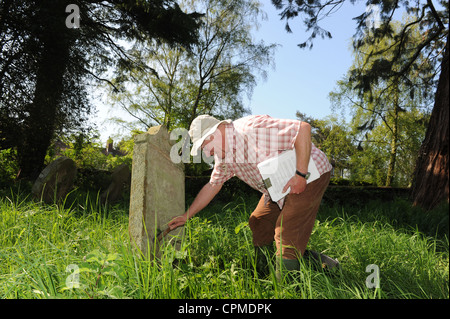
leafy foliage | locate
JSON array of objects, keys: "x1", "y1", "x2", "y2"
[
  {"x1": 0, "y1": 0, "x2": 202, "y2": 179},
  {"x1": 106, "y1": 0, "x2": 276, "y2": 132},
  {"x1": 329, "y1": 20, "x2": 434, "y2": 186},
  {"x1": 296, "y1": 112, "x2": 356, "y2": 179},
  {"x1": 0, "y1": 148, "x2": 19, "y2": 187}
]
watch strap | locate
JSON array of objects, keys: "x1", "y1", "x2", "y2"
[{"x1": 295, "y1": 170, "x2": 307, "y2": 178}]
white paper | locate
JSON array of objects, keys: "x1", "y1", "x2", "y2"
[{"x1": 257, "y1": 150, "x2": 320, "y2": 202}]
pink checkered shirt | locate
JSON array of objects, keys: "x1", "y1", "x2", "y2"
[{"x1": 209, "y1": 115, "x2": 332, "y2": 207}]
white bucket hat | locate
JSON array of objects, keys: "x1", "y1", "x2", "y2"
[{"x1": 189, "y1": 115, "x2": 232, "y2": 156}]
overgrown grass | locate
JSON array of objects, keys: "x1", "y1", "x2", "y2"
[{"x1": 0, "y1": 189, "x2": 448, "y2": 299}]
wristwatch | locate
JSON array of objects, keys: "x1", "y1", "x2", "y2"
[{"x1": 295, "y1": 170, "x2": 311, "y2": 180}]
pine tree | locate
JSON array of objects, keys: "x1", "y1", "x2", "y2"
[
  {"x1": 272, "y1": 0, "x2": 448, "y2": 208},
  {"x1": 0, "y1": 0, "x2": 202, "y2": 180}
]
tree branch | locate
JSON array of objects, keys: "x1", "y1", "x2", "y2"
[{"x1": 427, "y1": 0, "x2": 445, "y2": 30}]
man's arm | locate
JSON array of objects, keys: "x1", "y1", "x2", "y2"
[
  {"x1": 282, "y1": 121, "x2": 312, "y2": 194},
  {"x1": 169, "y1": 182, "x2": 222, "y2": 230},
  {"x1": 295, "y1": 121, "x2": 311, "y2": 175}
]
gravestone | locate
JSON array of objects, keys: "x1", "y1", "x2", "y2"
[
  {"x1": 32, "y1": 156, "x2": 77, "y2": 203},
  {"x1": 129, "y1": 125, "x2": 185, "y2": 256},
  {"x1": 100, "y1": 163, "x2": 131, "y2": 204}
]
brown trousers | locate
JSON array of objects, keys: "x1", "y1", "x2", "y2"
[{"x1": 249, "y1": 172, "x2": 331, "y2": 260}]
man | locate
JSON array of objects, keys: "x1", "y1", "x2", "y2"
[{"x1": 169, "y1": 114, "x2": 335, "y2": 275}]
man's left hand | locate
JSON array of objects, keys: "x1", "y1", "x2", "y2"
[{"x1": 283, "y1": 174, "x2": 307, "y2": 194}]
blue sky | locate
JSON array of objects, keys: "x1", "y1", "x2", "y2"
[
  {"x1": 249, "y1": 0, "x2": 370, "y2": 121},
  {"x1": 93, "y1": 1, "x2": 384, "y2": 142}
]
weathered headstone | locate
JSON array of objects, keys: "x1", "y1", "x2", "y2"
[
  {"x1": 32, "y1": 156, "x2": 77, "y2": 203},
  {"x1": 100, "y1": 163, "x2": 131, "y2": 204},
  {"x1": 129, "y1": 125, "x2": 185, "y2": 256}
]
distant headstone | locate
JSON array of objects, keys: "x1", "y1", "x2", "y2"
[
  {"x1": 32, "y1": 156, "x2": 77, "y2": 203},
  {"x1": 100, "y1": 163, "x2": 131, "y2": 204},
  {"x1": 129, "y1": 125, "x2": 185, "y2": 256}
]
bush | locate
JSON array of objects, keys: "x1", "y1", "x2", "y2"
[
  {"x1": 329, "y1": 177, "x2": 373, "y2": 186},
  {"x1": 0, "y1": 148, "x2": 19, "y2": 188},
  {"x1": 185, "y1": 175, "x2": 260, "y2": 204},
  {"x1": 323, "y1": 186, "x2": 411, "y2": 206},
  {"x1": 45, "y1": 133, "x2": 132, "y2": 193},
  {"x1": 75, "y1": 168, "x2": 112, "y2": 192}
]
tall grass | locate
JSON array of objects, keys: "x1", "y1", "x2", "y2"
[{"x1": 0, "y1": 189, "x2": 448, "y2": 299}]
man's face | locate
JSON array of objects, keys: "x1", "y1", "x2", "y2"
[{"x1": 201, "y1": 129, "x2": 225, "y2": 159}]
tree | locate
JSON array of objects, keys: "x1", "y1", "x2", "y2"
[
  {"x1": 271, "y1": 0, "x2": 448, "y2": 208},
  {"x1": 330, "y1": 20, "x2": 434, "y2": 186},
  {"x1": 0, "y1": 0, "x2": 202, "y2": 180},
  {"x1": 1, "y1": 0, "x2": 89, "y2": 180},
  {"x1": 296, "y1": 112, "x2": 356, "y2": 178},
  {"x1": 344, "y1": 108, "x2": 429, "y2": 186},
  {"x1": 411, "y1": 37, "x2": 448, "y2": 209},
  {"x1": 107, "y1": 0, "x2": 276, "y2": 132}
]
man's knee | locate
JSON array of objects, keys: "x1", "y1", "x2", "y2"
[
  {"x1": 249, "y1": 214, "x2": 275, "y2": 246},
  {"x1": 248, "y1": 214, "x2": 259, "y2": 232}
]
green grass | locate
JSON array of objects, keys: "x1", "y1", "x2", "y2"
[{"x1": 0, "y1": 189, "x2": 448, "y2": 299}]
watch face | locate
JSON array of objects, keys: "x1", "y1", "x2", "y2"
[{"x1": 305, "y1": 172, "x2": 311, "y2": 180}]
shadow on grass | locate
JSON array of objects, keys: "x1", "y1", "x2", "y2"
[{"x1": 318, "y1": 198, "x2": 449, "y2": 242}]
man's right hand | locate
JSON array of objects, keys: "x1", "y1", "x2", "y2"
[
  {"x1": 168, "y1": 215, "x2": 187, "y2": 230},
  {"x1": 168, "y1": 182, "x2": 222, "y2": 231}
]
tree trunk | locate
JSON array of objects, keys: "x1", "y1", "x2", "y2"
[
  {"x1": 386, "y1": 80, "x2": 399, "y2": 187},
  {"x1": 17, "y1": 0, "x2": 71, "y2": 180},
  {"x1": 411, "y1": 37, "x2": 449, "y2": 210},
  {"x1": 189, "y1": 78, "x2": 205, "y2": 127}
]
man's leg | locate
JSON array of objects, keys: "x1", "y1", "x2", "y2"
[
  {"x1": 249, "y1": 195, "x2": 281, "y2": 276},
  {"x1": 275, "y1": 172, "x2": 331, "y2": 265},
  {"x1": 248, "y1": 195, "x2": 281, "y2": 247}
]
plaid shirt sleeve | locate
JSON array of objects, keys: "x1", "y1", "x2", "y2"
[{"x1": 209, "y1": 163, "x2": 234, "y2": 186}]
